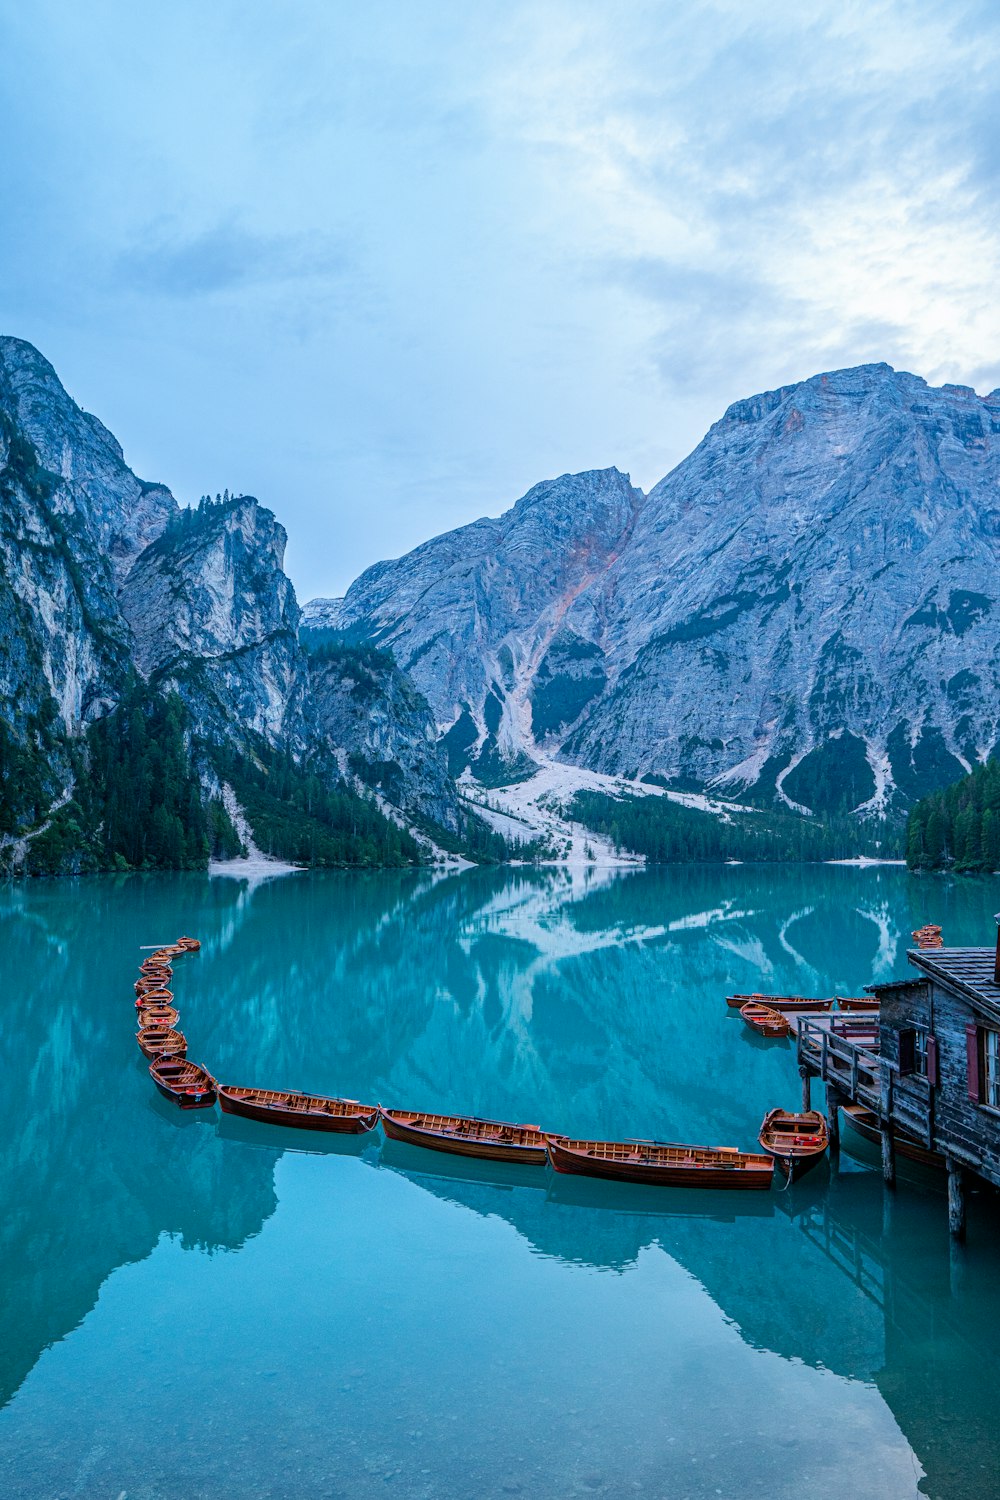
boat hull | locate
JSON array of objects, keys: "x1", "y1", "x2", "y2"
[
  {"x1": 219, "y1": 1090, "x2": 378, "y2": 1133},
  {"x1": 545, "y1": 1137, "x2": 774, "y2": 1189},
  {"x1": 381, "y1": 1112, "x2": 548, "y2": 1163},
  {"x1": 758, "y1": 1110, "x2": 829, "y2": 1180},
  {"x1": 135, "y1": 978, "x2": 172, "y2": 997},
  {"x1": 150, "y1": 1061, "x2": 216, "y2": 1110},
  {"x1": 152, "y1": 1079, "x2": 215, "y2": 1109},
  {"x1": 841, "y1": 1105, "x2": 944, "y2": 1170},
  {"x1": 137, "y1": 1005, "x2": 179, "y2": 1029},
  {"x1": 135, "y1": 989, "x2": 172, "y2": 1007},
  {"x1": 727, "y1": 994, "x2": 832, "y2": 1012},
  {"x1": 740, "y1": 1003, "x2": 790, "y2": 1038},
  {"x1": 136, "y1": 1026, "x2": 187, "y2": 1060}
]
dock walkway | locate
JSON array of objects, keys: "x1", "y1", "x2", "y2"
[{"x1": 796, "y1": 1013, "x2": 934, "y2": 1172}]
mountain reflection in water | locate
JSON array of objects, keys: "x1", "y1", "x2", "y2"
[{"x1": 3, "y1": 864, "x2": 1000, "y2": 1499}]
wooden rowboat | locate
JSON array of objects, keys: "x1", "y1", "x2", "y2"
[
  {"x1": 137, "y1": 1003, "x2": 179, "y2": 1029},
  {"x1": 740, "y1": 1002, "x2": 791, "y2": 1038},
  {"x1": 135, "y1": 976, "x2": 171, "y2": 996},
  {"x1": 136, "y1": 1025, "x2": 187, "y2": 1060},
  {"x1": 140, "y1": 960, "x2": 172, "y2": 978},
  {"x1": 135, "y1": 988, "x2": 172, "y2": 1008},
  {"x1": 218, "y1": 1085, "x2": 379, "y2": 1133},
  {"x1": 176, "y1": 936, "x2": 201, "y2": 952},
  {"x1": 835, "y1": 995, "x2": 879, "y2": 1011},
  {"x1": 381, "y1": 1109, "x2": 548, "y2": 1163},
  {"x1": 726, "y1": 992, "x2": 833, "y2": 1012},
  {"x1": 758, "y1": 1108, "x2": 829, "y2": 1181},
  {"x1": 841, "y1": 1104, "x2": 944, "y2": 1170},
  {"x1": 545, "y1": 1136, "x2": 774, "y2": 1189},
  {"x1": 149, "y1": 1057, "x2": 216, "y2": 1109}
]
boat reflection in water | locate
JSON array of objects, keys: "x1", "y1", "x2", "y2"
[
  {"x1": 379, "y1": 1124, "x2": 1000, "y2": 1499},
  {"x1": 217, "y1": 1108, "x2": 379, "y2": 1160}
]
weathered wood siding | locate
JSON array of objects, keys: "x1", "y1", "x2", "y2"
[{"x1": 875, "y1": 974, "x2": 1000, "y2": 1187}]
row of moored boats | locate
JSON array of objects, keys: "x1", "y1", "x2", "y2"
[
  {"x1": 728, "y1": 990, "x2": 878, "y2": 1039},
  {"x1": 134, "y1": 943, "x2": 831, "y2": 1190}
]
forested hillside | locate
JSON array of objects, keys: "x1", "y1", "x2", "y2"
[
  {"x1": 570, "y1": 791, "x2": 897, "y2": 863},
  {"x1": 906, "y1": 759, "x2": 1000, "y2": 872},
  {"x1": 20, "y1": 682, "x2": 424, "y2": 875}
]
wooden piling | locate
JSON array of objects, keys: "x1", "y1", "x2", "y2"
[
  {"x1": 881, "y1": 1126, "x2": 896, "y2": 1187},
  {"x1": 825, "y1": 1084, "x2": 842, "y2": 1154},
  {"x1": 799, "y1": 1066, "x2": 811, "y2": 1111},
  {"x1": 880, "y1": 1068, "x2": 895, "y2": 1188},
  {"x1": 947, "y1": 1158, "x2": 967, "y2": 1241}
]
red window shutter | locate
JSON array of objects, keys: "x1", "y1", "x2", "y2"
[
  {"x1": 967, "y1": 1023, "x2": 984, "y2": 1101},
  {"x1": 926, "y1": 1034, "x2": 939, "y2": 1088},
  {"x1": 899, "y1": 1028, "x2": 916, "y2": 1077}
]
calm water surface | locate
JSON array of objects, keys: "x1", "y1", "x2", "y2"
[{"x1": 3, "y1": 863, "x2": 1000, "y2": 1499}]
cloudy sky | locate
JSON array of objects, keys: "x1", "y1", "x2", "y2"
[{"x1": 2, "y1": 0, "x2": 998, "y2": 597}]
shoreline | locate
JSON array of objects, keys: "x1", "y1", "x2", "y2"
[{"x1": 209, "y1": 856, "x2": 305, "y2": 879}]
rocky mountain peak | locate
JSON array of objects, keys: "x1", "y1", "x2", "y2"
[{"x1": 0, "y1": 335, "x2": 176, "y2": 583}]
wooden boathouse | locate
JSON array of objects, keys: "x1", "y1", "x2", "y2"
[{"x1": 798, "y1": 919, "x2": 1000, "y2": 1239}]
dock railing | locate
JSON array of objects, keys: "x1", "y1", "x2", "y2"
[
  {"x1": 798, "y1": 1016, "x2": 933, "y2": 1147},
  {"x1": 798, "y1": 1016, "x2": 882, "y2": 1108}
]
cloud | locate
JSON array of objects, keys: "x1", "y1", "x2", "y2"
[
  {"x1": 481, "y1": 0, "x2": 1000, "y2": 394},
  {"x1": 6, "y1": 0, "x2": 1000, "y2": 597},
  {"x1": 117, "y1": 221, "x2": 350, "y2": 298}
]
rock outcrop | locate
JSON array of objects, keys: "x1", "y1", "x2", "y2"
[
  {"x1": 304, "y1": 641, "x2": 459, "y2": 831},
  {"x1": 119, "y1": 496, "x2": 307, "y2": 749}
]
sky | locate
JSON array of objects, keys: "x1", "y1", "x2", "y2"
[{"x1": 2, "y1": 0, "x2": 1000, "y2": 599}]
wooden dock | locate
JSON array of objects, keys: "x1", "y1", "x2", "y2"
[{"x1": 782, "y1": 1008, "x2": 878, "y2": 1039}]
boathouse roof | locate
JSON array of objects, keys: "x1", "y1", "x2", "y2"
[
  {"x1": 904, "y1": 946, "x2": 1000, "y2": 1018},
  {"x1": 864, "y1": 975, "x2": 927, "y2": 995}
]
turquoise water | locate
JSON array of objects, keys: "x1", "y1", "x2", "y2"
[{"x1": 3, "y1": 864, "x2": 1000, "y2": 1499}]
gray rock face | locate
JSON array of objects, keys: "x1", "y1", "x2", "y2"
[
  {"x1": 570, "y1": 364, "x2": 1000, "y2": 813},
  {"x1": 313, "y1": 365, "x2": 1000, "y2": 816},
  {"x1": 0, "y1": 339, "x2": 148, "y2": 759},
  {"x1": 0, "y1": 337, "x2": 174, "y2": 586},
  {"x1": 305, "y1": 642, "x2": 459, "y2": 831},
  {"x1": 304, "y1": 467, "x2": 643, "y2": 781},
  {"x1": 119, "y1": 497, "x2": 307, "y2": 748}
]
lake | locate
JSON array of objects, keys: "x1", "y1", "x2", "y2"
[{"x1": 3, "y1": 862, "x2": 1000, "y2": 1499}]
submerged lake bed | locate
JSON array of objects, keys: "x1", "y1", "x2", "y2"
[{"x1": 3, "y1": 864, "x2": 1000, "y2": 1499}]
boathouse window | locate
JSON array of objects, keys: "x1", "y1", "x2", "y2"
[
  {"x1": 987, "y1": 1029, "x2": 1000, "y2": 1110},
  {"x1": 899, "y1": 1026, "x2": 930, "y2": 1078},
  {"x1": 967, "y1": 1024, "x2": 1000, "y2": 1107}
]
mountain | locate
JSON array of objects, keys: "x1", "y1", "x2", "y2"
[
  {"x1": 6, "y1": 337, "x2": 999, "y2": 874},
  {"x1": 0, "y1": 337, "x2": 467, "y2": 872},
  {"x1": 308, "y1": 364, "x2": 1000, "y2": 819}
]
